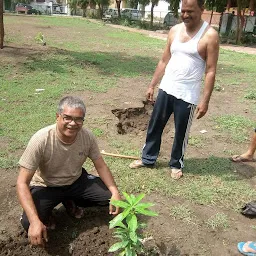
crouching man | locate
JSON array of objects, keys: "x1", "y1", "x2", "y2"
[{"x1": 17, "y1": 96, "x2": 121, "y2": 247}]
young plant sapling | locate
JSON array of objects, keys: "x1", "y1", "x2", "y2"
[{"x1": 109, "y1": 192, "x2": 158, "y2": 256}]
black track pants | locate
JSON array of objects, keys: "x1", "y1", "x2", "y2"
[
  {"x1": 21, "y1": 168, "x2": 111, "y2": 231},
  {"x1": 142, "y1": 89, "x2": 196, "y2": 169}
]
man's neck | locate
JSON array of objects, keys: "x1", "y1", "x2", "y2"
[{"x1": 185, "y1": 19, "x2": 203, "y2": 34}]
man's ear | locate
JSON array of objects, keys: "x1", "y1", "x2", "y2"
[{"x1": 56, "y1": 113, "x2": 59, "y2": 119}]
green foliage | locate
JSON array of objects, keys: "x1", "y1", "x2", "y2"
[
  {"x1": 205, "y1": 0, "x2": 226, "y2": 13},
  {"x1": 109, "y1": 193, "x2": 158, "y2": 256},
  {"x1": 68, "y1": 0, "x2": 78, "y2": 15},
  {"x1": 166, "y1": 0, "x2": 180, "y2": 18},
  {"x1": 91, "y1": 0, "x2": 110, "y2": 17},
  {"x1": 126, "y1": 0, "x2": 139, "y2": 9},
  {"x1": 241, "y1": 32, "x2": 256, "y2": 45},
  {"x1": 34, "y1": 32, "x2": 45, "y2": 45}
]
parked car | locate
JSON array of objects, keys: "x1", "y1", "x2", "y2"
[
  {"x1": 163, "y1": 12, "x2": 179, "y2": 26},
  {"x1": 103, "y1": 8, "x2": 118, "y2": 18},
  {"x1": 15, "y1": 3, "x2": 41, "y2": 15},
  {"x1": 121, "y1": 8, "x2": 142, "y2": 20}
]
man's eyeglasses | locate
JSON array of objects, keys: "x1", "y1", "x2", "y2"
[{"x1": 60, "y1": 114, "x2": 84, "y2": 125}]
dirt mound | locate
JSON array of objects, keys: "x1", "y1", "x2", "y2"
[
  {"x1": 0, "y1": 206, "x2": 115, "y2": 256},
  {"x1": 112, "y1": 101, "x2": 154, "y2": 134}
]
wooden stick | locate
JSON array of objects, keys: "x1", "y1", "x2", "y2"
[{"x1": 101, "y1": 150, "x2": 139, "y2": 160}]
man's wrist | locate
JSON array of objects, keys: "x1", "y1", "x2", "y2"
[{"x1": 108, "y1": 186, "x2": 119, "y2": 196}]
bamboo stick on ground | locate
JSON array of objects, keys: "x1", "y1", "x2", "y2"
[{"x1": 101, "y1": 150, "x2": 139, "y2": 160}]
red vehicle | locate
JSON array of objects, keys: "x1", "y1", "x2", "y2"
[{"x1": 15, "y1": 3, "x2": 41, "y2": 14}]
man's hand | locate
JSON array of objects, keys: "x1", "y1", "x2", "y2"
[
  {"x1": 195, "y1": 102, "x2": 208, "y2": 119},
  {"x1": 146, "y1": 87, "x2": 154, "y2": 102},
  {"x1": 28, "y1": 220, "x2": 48, "y2": 247},
  {"x1": 109, "y1": 192, "x2": 122, "y2": 215}
]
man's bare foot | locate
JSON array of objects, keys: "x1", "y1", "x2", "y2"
[
  {"x1": 171, "y1": 169, "x2": 183, "y2": 180},
  {"x1": 231, "y1": 154, "x2": 255, "y2": 163}
]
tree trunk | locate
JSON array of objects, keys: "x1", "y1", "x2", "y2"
[
  {"x1": 209, "y1": 9, "x2": 213, "y2": 25},
  {"x1": 116, "y1": 0, "x2": 121, "y2": 18},
  {"x1": 82, "y1": 8, "x2": 86, "y2": 17},
  {"x1": 209, "y1": 0, "x2": 214, "y2": 25},
  {"x1": 0, "y1": 0, "x2": 4, "y2": 49},
  {"x1": 236, "y1": 5, "x2": 245, "y2": 44},
  {"x1": 98, "y1": 4, "x2": 103, "y2": 18},
  {"x1": 150, "y1": 4, "x2": 154, "y2": 28}
]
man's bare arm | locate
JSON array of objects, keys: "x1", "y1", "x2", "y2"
[
  {"x1": 146, "y1": 25, "x2": 179, "y2": 101},
  {"x1": 196, "y1": 28, "x2": 219, "y2": 119},
  {"x1": 17, "y1": 167, "x2": 48, "y2": 246},
  {"x1": 93, "y1": 156, "x2": 121, "y2": 215}
]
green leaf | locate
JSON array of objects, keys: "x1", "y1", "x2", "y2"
[
  {"x1": 136, "y1": 202, "x2": 154, "y2": 209},
  {"x1": 122, "y1": 192, "x2": 133, "y2": 205},
  {"x1": 126, "y1": 214, "x2": 138, "y2": 232},
  {"x1": 131, "y1": 194, "x2": 136, "y2": 201},
  {"x1": 109, "y1": 207, "x2": 132, "y2": 229},
  {"x1": 125, "y1": 246, "x2": 136, "y2": 256},
  {"x1": 108, "y1": 241, "x2": 129, "y2": 252},
  {"x1": 114, "y1": 228, "x2": 128, "y2": 234},
  {"x1": 118, "y1": 251, "x2": 126, "y2": 256},
  {"x1": 110, "y1": 199, "x2": 130, "y2": 209},
  {"x1": 109, "y1": 214, "x2": 125, "y2": 229},
  {"x1": 135, "y1": 207, "x2": 158, "y2": 216},
  {"x1": 132, "y1": 193, "x2": 145, "y2": 206},
  {"x1": 113, "y1": 221, "x2": 127, "y2": 229},
  {"x1": 129, "y1": 231, "x2": 138, "y2": 243},
  {"x1": 114, "y1": 234, "x2": 126, "y2": 239}
]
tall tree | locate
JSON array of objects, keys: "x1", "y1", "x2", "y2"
[
  {"x1": 236, "y1": 0, "x2": 249, "y2": 44},
  {"x1": 78, "y1": 0, "x2": 89, "y2": 16},
  {"x1": 149, "y1": 0, "x2": 159, "y2": 27},
  {"x1": 0, "y1": 0, "x2": 4, "y2": 49},
  {"x1": 167, "y1": 0, "x2": 180, "y2": 17},
  {"x1": 205, "y1": 0, "x2": 226, "y2": 24},
  {"x1": 68, "y1": 0, "x2": 78, "y2": 15},
  {"x1": 139, "y1": 0, "x2": 150, "y2": 24},
  {"x1": 127, "y1": 0, "x2": 139, "y2": 9},
  {"x1": 91, "y1": 0, "x2": 110, "y2": 18},
  {"x1": 116, "y1": 0, "x2": 121, "y2": 17}
]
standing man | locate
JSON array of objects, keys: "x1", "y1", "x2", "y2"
[
  {"x1": 130, "y1": 0, "x2": 219, "y2": 179},
  {"x1": 17, "y1": 96, "x2": 121, "y2": 247}
]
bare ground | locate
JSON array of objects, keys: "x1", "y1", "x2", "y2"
[{"x1": 1, "y1": 15, "x2": 256, "y2": 256}]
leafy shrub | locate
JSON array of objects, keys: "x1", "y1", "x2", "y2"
[{"x1": 109, "y1": 192, "x2": 158, "y2": 256}]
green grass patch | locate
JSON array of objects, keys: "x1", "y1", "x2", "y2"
[
  {"x1": 206, "y1": 213, "x2": 229, "y2": 230},
  {"x1": 92, "y1": 128, "x2": 104, "y2": 137},
  {"x1": 2, "y1": 15, "x2": 256, "y2": 219},
  {"x1": 244, "y1": 90, "x2": 256, "y2": 100},
  {"x1": 213, "y1": 115, "x2": 256, "y2": 143},
  {"x1": 170, "y1": 204, "x2": 195, "y2": 224}
]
